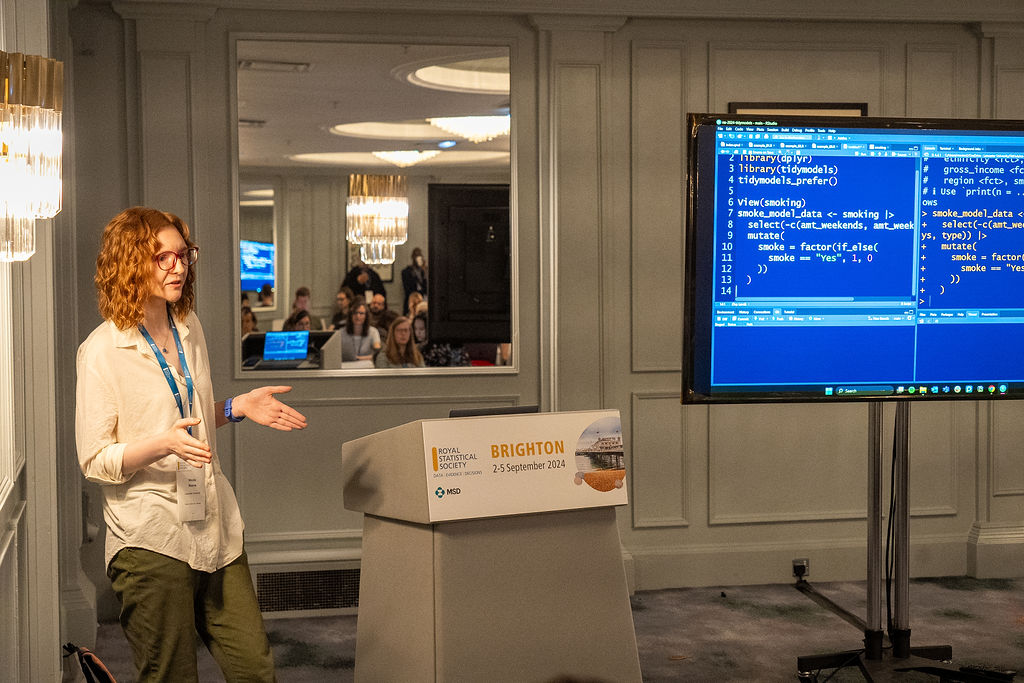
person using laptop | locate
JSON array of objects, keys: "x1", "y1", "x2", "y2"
[
  {"x1": 76, "y1": 207, "x2": 308, "y2": 682},
  {"x1": 339, "y1": 296, "x2": 380, "y2": 362}
]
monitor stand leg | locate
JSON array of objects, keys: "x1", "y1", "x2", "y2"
[{"x1": 795, "y1": 401, "x2": 964, "y2": 682}]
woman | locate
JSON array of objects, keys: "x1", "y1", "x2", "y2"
[
  {"x1": 241, "y1": 305, "x2": 259, "y2": 336},
  {"x1": 339, "y1": 296, "x2": 380, "y2": 362},
  {"x1": 76, "y1": 207, "x2": 307, "y2": 682},
  {"x1": 375, "y1": 316, "x2": 425, "y2": 368},
  {"x1": 412, "y1": 311, "x2": 428, "y2": 348},
  {"x1": 405, "y1": 291, "x2": 424, "y2": 321},
  {"x1": 331, "y1": 286, "x2": 354, "y2": 329},
  {"x1": 400, "y1": 247, "x2": 427, "y2": 314},
  {"x1": 282, "y1": 308, "x2": 311, "y2": 331}
]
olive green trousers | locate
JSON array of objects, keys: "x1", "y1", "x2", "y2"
[{"x1": 108, "y1": 547, "x2": 276, "y2": 682}]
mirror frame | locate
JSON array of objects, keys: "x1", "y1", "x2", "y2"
[{"x1": 230, "y1": 32, "x2": 520, "y2": 378}]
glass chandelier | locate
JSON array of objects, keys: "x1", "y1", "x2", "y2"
[
  {"x1": 0, "y1": 51, "x2": 64, "y2": 262},
  {"x1": 346, "y1": 174, "x2": 408, "y2": 265},
  {"x1": 428, "y1": 115, "x2": 510, "y2": 143}
]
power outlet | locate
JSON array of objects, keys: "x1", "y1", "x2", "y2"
[{"x1": 792, "y1": 558, "x2": 809, "y2": 579}]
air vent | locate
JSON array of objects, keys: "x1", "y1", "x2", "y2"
[
  {"x1": 255, "y1": 567, "x2": 360, "y2": 616},
  {"x1": 238, "y1": 59, "x2": 311, "y2": 73}
]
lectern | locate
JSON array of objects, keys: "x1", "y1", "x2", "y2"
[{"x1": 341, "y1": 409, "x2": 641, "y2": 682}]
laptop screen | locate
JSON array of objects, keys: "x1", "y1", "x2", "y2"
[{"x1": 262, "y1": 330, "x2": 309, "y2": 361}]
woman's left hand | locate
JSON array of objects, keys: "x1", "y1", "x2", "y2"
[{"x1": 234, "y1": 386, "x2": 308, "y2": 431}]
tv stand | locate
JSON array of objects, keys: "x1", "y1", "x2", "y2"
[{"x1": 794, "y1": 401, "x2": 983, "y2": 682}]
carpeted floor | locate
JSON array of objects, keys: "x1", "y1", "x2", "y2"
[{"x1": 91, "y1": 577, "x2": 1024, "y2": 682}]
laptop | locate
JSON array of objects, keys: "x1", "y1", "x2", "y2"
[{"x1": 254, "y1": 330, "x2": 310, "y2": 369}]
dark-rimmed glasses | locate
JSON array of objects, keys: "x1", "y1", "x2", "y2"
[{"x1": 153, "y1": 246, "x2": 199, "y2": 271}]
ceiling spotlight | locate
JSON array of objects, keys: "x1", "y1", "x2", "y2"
[
  {"x1": 437, "y1": 140, "x2": 457, "y2": 149},
  {"x1": 371, "y1": 150, "x2": 442, "y2": 167},
  {"x1": 428, "y1": 115, "x2": 510, "y2": 144}
]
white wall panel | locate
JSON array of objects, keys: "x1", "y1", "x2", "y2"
[
  {"x1": 995, "y1": 67, "x2": 1024, "y2": 119},
  {"x1": 630, "y1": 392, "x2": 687, "y2": 527},
  {"x1": 630, "y1": 43, "x2": 685, "y2": 372},
  {"x1": 555, "y1": 63, "x2": 604, "y2": 410},
  {"x1": 990, "y1": 401, "x2": 1024, "y2": 496},
  {"x1": 709, "y1": 42, "x2": 886, "y2": 114},
  {"x1": 708, "y1": 403, "x2": 867, "y2": 524},
  {"x1": 139, "y1": 53, "x2": 195, "y2": 216},
  {"x1": 907, "y1": 44, "x2": 959, "y2": 117}
]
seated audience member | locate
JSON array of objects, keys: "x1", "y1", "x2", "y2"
[
  {"x1": 282, "y1": 308, "x2": 311, "y2": 332},
  {"x1": 331, "y1": 286, "x2": 354, "y2": 329},
  {"x1": 369, "y1": 292, "x2": 398, "y2": 339},
  {"x1": 241, "y1": 306, "x2": 259, "y2": 336},
  {"x1": 258, "y1": 284, "x2": 274, "y2": 306},
  {"x1": 291, "y1": 286, "x2": 324, "y2": 330},
  {"x1": 339, "y1": 297, "x2": 381, "y2": 362},
  {"x1": 412, "y1": 311, "x2": 470, "y2": 367},
  {"x1": 241, "y1": 292, "x2": 251, "y2": 309},
  {"x1": 375, "y1": 317, "x2": 425, "y2": 368},
  {"x1": 406, "y1": 291, "x2": 424, "y2": 320},
  {"x1": 412, "y1": 311, "x2": 428, "y2": 349},
  {"x1": 341, "y1": 262, "x2": 385, "y2": 300}
]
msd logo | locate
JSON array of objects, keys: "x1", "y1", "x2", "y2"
[
  {"x1": 434, "y1": 487, "x2": 461, "y2": 499},
  {"x1": 434, "y1": 487, "x2": 445, "y2": 499}
]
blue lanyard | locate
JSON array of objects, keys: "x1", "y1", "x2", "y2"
[{"x1": 139, "y1": 309, "x2": 194, "y2": 435}]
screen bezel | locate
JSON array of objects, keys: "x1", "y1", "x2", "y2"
[{"x1": 683, "y1": 112, "x2": 1024, "y2": 404}]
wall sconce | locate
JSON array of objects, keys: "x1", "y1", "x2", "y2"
[
  {"x1": 346, "y1": 174, "x2": 408, "y2": 265},
  {"x1": 0, "y1": 51, "x2": 64, "y2": 262}
]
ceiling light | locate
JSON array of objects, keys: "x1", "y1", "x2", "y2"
[
  {"x1": 371, "y1": 150, "x2": 441, "y2": 168},
  {"x1": 289, "y1": 150, "x2": 508, "y2": 166},
  {"x1": 428, "y1": 115, "x2": 510, "y2": 144},
  {"x1": 437, "y1": 140, "x2": 457, "y2": 149},
  {"x1": 346, "y1": 174, "x2": 408, "y2": 265},
  {"x1": 405, "y1": 55, "x2": 509, "y2": 95},
  {"x1": 330, "y1": 120, "x2": 447, "y2": 141},
  {"x1": 0, "y1": 51, "x2": 64, "y2": 262}
]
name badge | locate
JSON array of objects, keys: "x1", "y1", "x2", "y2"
[{"x1": 176, "y1": 462, "x2": 207, "y2": 522}]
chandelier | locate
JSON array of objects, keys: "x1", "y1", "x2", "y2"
[
  {"x1": 0, "y1": 51, "x2": 64, "y2": 262},
  {"x1": 371, "y1": 150, "x2": 440, "y2": 168},
  {"x1": 428, "y1": 115, "x2": 510, "y2": 143},
  {"x1": 346, "y1": 174, "x2": 408, "y2": 265}
]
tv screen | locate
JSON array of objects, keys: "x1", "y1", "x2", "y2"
[
  {"x1": 240, "y1": 239, "x2": 275, "y2": 293},
  {"x1": 684, "y1": 113, "x2": 1024, "y2": 403}
]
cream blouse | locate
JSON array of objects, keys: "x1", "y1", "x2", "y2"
[{"x1": 75, "y1": 312, "x2": 243, "y2": 572}]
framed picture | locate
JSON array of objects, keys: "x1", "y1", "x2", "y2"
[
  {"x1": 727, "y1": 102, "x2": 868, "y2": 117},
  {"x1": 346, "y1": 241, "x2": 394, "y2": 282}
]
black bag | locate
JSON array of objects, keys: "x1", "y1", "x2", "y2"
[{"x1": 63, "y1": 642, "x2": 117, "y2": 683}]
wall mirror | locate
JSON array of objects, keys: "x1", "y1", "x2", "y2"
[{"x1": 234, "y1": 38, "x2": 514, "y2": 375}]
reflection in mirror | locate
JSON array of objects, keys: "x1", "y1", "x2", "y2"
[
  {"x1": 235, "y1": 39, "x2": 514, "y2": 374},
  {"x1": 238, "y1": 181, "x2": 277, "y2": 315}
]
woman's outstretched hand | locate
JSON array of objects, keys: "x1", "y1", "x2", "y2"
[
  {"x1": 233, "y1": 386, "x2": 308, "y2": 431},
  {"x1": 167, "y1": 417, "x2": 211, "y2": 468}
]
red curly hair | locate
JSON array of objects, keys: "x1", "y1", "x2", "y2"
[{"x1": 95, "y1": 207, "x2": 197, "y2": 329}]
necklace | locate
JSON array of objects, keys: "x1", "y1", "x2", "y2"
[{"x1": 160, "y1": 327, "x2": 173, "y2": 353}]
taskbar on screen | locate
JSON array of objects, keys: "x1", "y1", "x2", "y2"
[{"x1": 706, "y1": 382, "x2": 1018, "y2": 401}]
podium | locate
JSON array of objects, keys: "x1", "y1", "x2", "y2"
[{"x1": 341, "y1": 409, "x2": 642, "y2": 682}]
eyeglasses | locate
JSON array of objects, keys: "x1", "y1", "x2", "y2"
[{"x1": 153, "y1": 246, "x2": 199, "y2": 271}]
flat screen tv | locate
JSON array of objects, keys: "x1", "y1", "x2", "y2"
[
  {"x1": 239, "y1": 239, "x2": 275, "y2": 294},
  {"x1": 684, "y1": 113, "x2": 1024, "y2": 403}
]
